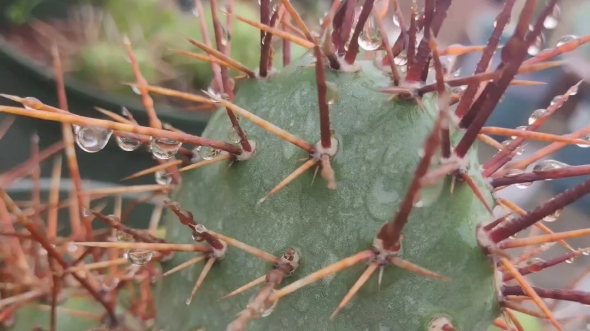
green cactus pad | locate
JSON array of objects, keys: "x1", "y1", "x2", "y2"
[{"x1": 155, "y1": 57, "x2": 500, "y2": 331}]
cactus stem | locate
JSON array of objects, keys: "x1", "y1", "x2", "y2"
[
  {"x1": 484, "y1": 81, "x2": 582, "y2": 177},
  {"x1": 220, "y1": 275, "x2": 267, "y2": 301},
  {"x1": 185, "y1": 36, "x2": 256, "y2": 78},
  {"x1": 73, "y1": 242, "x2": 211, "y2": 253},
  {"x1": 186, "y1": 257, "x2": 217, "y2": 305},
  {"x1": 330, "y1": 262, "x2": 379, "y2": 320},
  {"x1": 377, "y1": 108, "x2": 444, "y2": 251},
  {"x1": 482, "y1": 127, "x2": 590, "y2": 146},
  {"x1": 159, "y1": 256, "x2": 207, "y2": 280},
  {"x1": 270, "y1": 250, "x2": 375, "y2": 302},
  {"x1": 193, "y1": 0, "x2": 224, "y2": 91},
  {"x1": 209, "y1": 0, "x2": 234, "y2": 100},
  {"x1": 401, "y1": 0, "x2": 417, "y2": 74},
  {"x1": 511, "y1": 80, "x2": 546, "y2": 86},
  {"x1": 179, "y1": 154, "x2": 233, "y2": 172},
  {"x1": 493, "y1": 164, "x2": 590, "y2": 188},
  {"x1": 258, "y1": 158, "x2": 318, "y2": 204},
  {"x1": 228, "y1": 12, "x2": 314, "y2": 51},
  {"x1": 490, "y1": 177, "x2": 590, "y2": 243},
  {"x1": 500, "y1": 229, "x2": 590, "y2": 250},
  {"x1": 503, "y1": 286, "x2": 590, "y2": 306},
  {"x1": 498, "y1": 257, "x2": 563, "y2": 331},
  {"x1": 122, "y1": 160, "x2": 184, "y2": 182},
  {"x1": 0, "y1": 289, "x2": 46, "y2": 309},
  {"x1": 343, "y1": 0, "x2": 374, "y2": 64},
  {"x1": 371, "y1": 5, "x2": 399, "y2": 85},
  {"x1": 0, "y1": 189, "x2": 119, "y2": 325},
  {"x1": 504, "y1": 250, "x2": 586, "y2": 282}
]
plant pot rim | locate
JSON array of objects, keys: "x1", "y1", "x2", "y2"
[{"x1": 0, "y1": 35, "x2": 211, "y2": 125}]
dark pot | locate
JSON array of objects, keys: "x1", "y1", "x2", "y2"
[{"x1": 0, "y1": 33, "x2": 210, "y2": 228}]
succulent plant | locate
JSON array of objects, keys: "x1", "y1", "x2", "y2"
[{"x1": 2, "y1": 1, "x2": 590, "y2": 331}]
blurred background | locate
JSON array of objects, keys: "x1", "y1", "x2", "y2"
[{"x1": 0, "y1": 0, "x2": 589, "y2": 329}]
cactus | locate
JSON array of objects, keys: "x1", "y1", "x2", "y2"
[{"x1": 1, "y1": 0, "x2": 590, "y2": 331}]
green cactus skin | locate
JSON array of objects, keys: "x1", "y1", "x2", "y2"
[{"x1": 155, "y1": 57, "x2": 500, "y2": 331}]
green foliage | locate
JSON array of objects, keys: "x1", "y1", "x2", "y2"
[{"x1": 156, "y1": 57, "x2": 499, "y2": 331}]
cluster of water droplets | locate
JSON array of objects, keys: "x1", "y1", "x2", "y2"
[{"x1": 522, "y1": 3, "x2": 582, "y2": 56}]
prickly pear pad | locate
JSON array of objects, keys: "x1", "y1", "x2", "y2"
[{"x1": 156, "y1": 58, "x2": 500, "y2": 331}]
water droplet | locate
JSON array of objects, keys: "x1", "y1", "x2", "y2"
[
  {"x1": 532, "y1": 159, "x2": 568, "y2": 173},
  {"x1": 326, "y1": 81, "x2": 339, "y2": 105},
  {"x1": 392, "y1": 14, "x2": 400, "y2": 27},
  {"x1": 23, "y1": 97, "x2": 42, "y2": 110},
  {"x1": 82, "y1": 208, "x2": 92, "y2": 217},
  {"x1": 131, "y1": 85, "x2": 141, "y2": 95},
  {"x1": 116, "y1": 230, "x2": 134, "y2": 242},
  {"x1": 221, "y1": 26, "x2": 231, "y2": 46},
  {"x1": 543, "y1": 5, "x2": 561, "y2": 29},
  {"x1": 556, "y1": 35, "x2": 579, "y2": 47},
  {"x1": 501, "y1": 140, "x2": 525, "y2": 155},
  {"x1": 583, "y1": 249, "x2": 590, "y2": 256},
  {"x1": 195, "y1": 224, "x2": 207, "y2": 233},
  {"x1": 155, "y1": 170, "x2": 172, "y2": 186},
  {"x1": 195, "y1": 146, "x2": 216, "y2": 160},
  {"x1": 358, "y1": 18, "x2": 382, "y2": 51},
  {"x1": 227, "y1": 127, "x2": 241, "y2": 143},
  {"x1": 527, "y1": 33, "x2": 544, "y2": 56},
  {"x1": 116, "y1": 135, "x2": 141, "y2": 151},
  {"x1": 506, "y1": 169, "x2": 531, "y2": 189},
  {"x1": 512, "y1": 126, "x2": 528, "y2": 139},
  {"x1": 542, "y1": 208, "x2": 563, "y2": 223},
  {"x1": 565, "y1": 257, "x2": 575, "y2": 264},
  {"x1": 75, "y1": 127, "x2": 113, "y2": 153},
  {"x1": 528, "y1": 108, "x2": 548, "y2": 125},
  {"x1": 150, "y1": 137, "x2": 182, "y2": 160},
  {"x1": 576, "y1": 134, "x2": 590, "y2": 148},
  {"x1": 125, "y1": 249, "x2": 154, "y2": 265},
  {"x1": 393, "y1": 53, "x2": 408, "y2": 66},
  {"x1": 191, "y1": 7, "x2": 199, "y2": 17}
]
